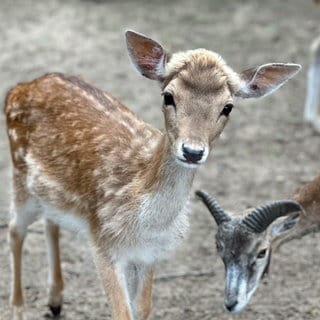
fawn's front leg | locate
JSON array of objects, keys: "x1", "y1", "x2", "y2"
[
  {"x1": 136, "y1": 267, "x2": 154, "y2": 320},
  {"x1": 125, "y1": 264, "x2": 154, "y2": 320},
  {"x1": 94, "y1": 253, "x2": 134, "y2": 320}
]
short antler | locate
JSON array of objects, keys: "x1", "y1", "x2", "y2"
[
  {"x1": 242, "y1": 200, "x2": 303, "y2": 233},
  {"x1": 195, "y1": 190, "x2": 231, "y2": 225}
]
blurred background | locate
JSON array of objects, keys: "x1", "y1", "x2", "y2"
[{"x1": 0, "y1": 0, "x2": 319, "y2": 319}]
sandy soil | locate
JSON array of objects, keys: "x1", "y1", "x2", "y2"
[{"x1": 0, "y1": 0, "x2": 320, "y2": 319}]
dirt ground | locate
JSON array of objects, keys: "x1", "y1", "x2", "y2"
[{"x1": 0, "y1": 0, "x2": 320, "y2": 319}]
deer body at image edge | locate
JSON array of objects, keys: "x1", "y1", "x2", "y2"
[
  {"x1": 5, "y1": 30, "x2": 300, "y2": 320},
  {"x1": 304, "y1": 0, "x2": 320, "y2": 131},
  {"x1": 304, "y1": 36, "x2": 320, "y2": 131}
]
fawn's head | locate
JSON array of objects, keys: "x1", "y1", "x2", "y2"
[
  {"x1": 196, "y1": 190, "x2": 302, "y2": 313},
  {"x1": 126, "y1": 31, "x2": 300, "y2": 168}
]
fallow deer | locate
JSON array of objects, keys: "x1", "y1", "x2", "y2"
[
  {"x1": 304, "y1": 0, "x2": 320, "y2": 131},
  {"x1": 5, "y1": 30, "x2": 300, "y2": 320},
  {"x1": 196, "y1": 174, "x2": 320, "y2": 313},
  {"x1": 304, "y1": 36, "x2": 320, "y2": 131}
]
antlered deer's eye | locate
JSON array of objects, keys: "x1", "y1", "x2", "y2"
[
  {"x1": 257, "y1": 248, "x2": 267, "y2": 259},
  {"x1": 220, "y1": 103, "x2": 234, "y2": 117},
  {"x1": 216, "y1": 241, "x2": 223, "y2": 252},
  {"x1": 163, "y1": 92, "x2": 176, "y2": 107}
]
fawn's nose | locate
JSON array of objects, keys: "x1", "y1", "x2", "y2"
[{"x1": 182, "y1": 144, "x2": 204, "y2": 163}]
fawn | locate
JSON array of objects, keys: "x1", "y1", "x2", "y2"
[{"x1": 5, "y1": 30, "x2": 300, "y2": 319}]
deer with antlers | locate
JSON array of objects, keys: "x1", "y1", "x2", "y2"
[
  {"x1": 196, "y1": 174, "x2": 320, "y2": 313},
  {"x1": 5, "y1": 30, "x2": 300, "y2": 320}
]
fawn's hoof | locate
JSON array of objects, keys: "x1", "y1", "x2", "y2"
[{"x1": 49, "y1": 304, "x2": 62, "y2": 316}]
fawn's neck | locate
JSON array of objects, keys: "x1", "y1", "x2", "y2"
[
  {"x1": 138, "y1": 135, "x2": 196, "y2": 227},
  {"x1": 143, "y1": 135, "x2": 196, "y2": 193}
]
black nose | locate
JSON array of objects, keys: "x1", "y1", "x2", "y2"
[
  {"x1": 225, "y1": 300, "x2": 238, "y2": 312},
  {"x1": 182, "y1": 144, "x2": 204, "y2": 163}
]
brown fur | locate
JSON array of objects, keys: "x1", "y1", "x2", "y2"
[
  {"x1": 281, "y1": 175, "x2": 320, "y2": 242},
  {"x1": 6, "y1": 73, "x2": 165, "y2": 240},
  {"x1": 5, "y1": 64, "x2": 231, "y2": 319}
]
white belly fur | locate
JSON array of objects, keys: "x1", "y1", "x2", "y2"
[{"x1": 114, "y1": 192, "x2": 191, "y2": 266}]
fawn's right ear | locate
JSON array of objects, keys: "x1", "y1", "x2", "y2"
[
  {"x1": 235, "y1": 63, "x2": 301, "y2": 99},
  {"x1": 125, "y1": 30, "x2": 168, "y2": 81}
]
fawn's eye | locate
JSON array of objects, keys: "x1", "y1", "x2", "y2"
[
  {"x1": 257, "y1": 248, "x2": 267, "y2": 259},
  {"x1": 163, "y1": 92, "x2": 175, "y2": 107},
  {"x1": 220, "y1": 103, "x2": 234, "y2": 117}
]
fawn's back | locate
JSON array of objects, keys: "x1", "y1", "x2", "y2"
[{"x1": 6, "y1": 73, "x2": 164, "y2": 242}]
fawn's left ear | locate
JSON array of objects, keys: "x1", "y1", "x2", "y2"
[
  {"x1": 235, "y1": 63, "x2": 301, "y2": 99},
  {"x1": 125, "y1": 30, "x2": 168, "y2": 81}
]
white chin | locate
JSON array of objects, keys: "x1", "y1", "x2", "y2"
[
  {"x1": 175, "y1": 158, "x2": 200, "y2": 169},
  {"x1": 230, "y1": 290, "x2": 256, "y2": 314},
  {"x1": 229, "y1": 302, "x2": 248, "y2": 314}
]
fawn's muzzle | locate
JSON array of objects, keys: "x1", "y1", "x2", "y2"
[{"x1": 182, "y1": 144, "x2": 205, "y2": 163}]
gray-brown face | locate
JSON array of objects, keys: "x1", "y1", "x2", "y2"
[
  {"x1": 216, "y1": 220, "x2": 271, "y2": 313},
  {"x1": 196, "y1": 190, "x2": 302, "y2": 313}
]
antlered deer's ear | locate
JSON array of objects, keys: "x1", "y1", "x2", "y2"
[
  {"x1": 125, "y1": 30, "x2": 168, "y2": 81},
  {"x1": 235, "y1": 63, "x2": 301, "y2": 99},
  {"x1": 268, "y1": 213, "x2": 300, "y2": 241}
]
